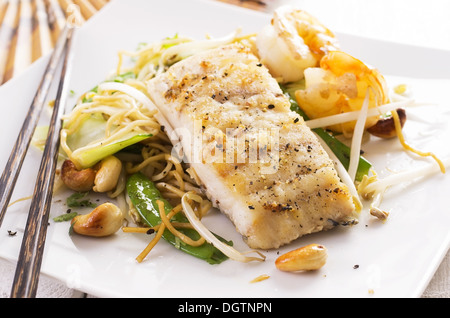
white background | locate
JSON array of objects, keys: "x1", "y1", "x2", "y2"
[{"x1": 268, "y1": 0, "x2": 450, "y2": 50}]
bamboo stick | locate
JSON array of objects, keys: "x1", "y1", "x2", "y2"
[
  {"x1": 9, "y1": 25, "x2": 76, "y2": 298},
  {"x1": 0, "y1": 0, "x2": 8, "y2": 25},
  {"x1": 0, "y1": 0, "x2": 109, "y2": 85},
  {"x1": 32, "y1": 0, "x2": 54, "y2": 61},
  {"x1": 45, "y1": 0, "x2": 68, "y2": 45},
  {"x1": 72, "y1": 0, "x2": 97, "y2": 19},
  {"x1": 0, "y1": 0, "x2": 19, "y2": 84},
  {"x1": 88, "y1": 0, "x2": 107, "y2": 11},
  {"x1": 9, "y1": 0, "x2": 33, "y2": 79},
  {"x1": 0, "y1": 0, "x2": 20, "y2": 83},
  {"x1": 58, "y1": 0, "x2": 85, "y2": 22}
]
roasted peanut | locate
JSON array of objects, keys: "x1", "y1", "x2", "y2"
[
  {"x1": 71, "y1": 202, "x2": 123, "y2": 237},
  {"x1": 275, "y1": 243, "x2": 327, "y2": 271},
  {"x1": 93, "y1": 156, "x2": 122, "y2": 193},
  {"x1": 367, "y1": 108, "x2": 406, "y2": 139},
  {"x1": 60, "y1": 159, "x2": 96, "y2": 192}
]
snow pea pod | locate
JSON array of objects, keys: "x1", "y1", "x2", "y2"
[{"x1": 126, "y1": 172, "x2": 229, "y2": 264}]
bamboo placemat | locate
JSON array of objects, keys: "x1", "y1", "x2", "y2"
[
  {"x1": 0, "y1": 0, "x2": 110, "y2": 85},
  {"x1": 0, "y1": 0, "x2": 271, "y2": 85}
]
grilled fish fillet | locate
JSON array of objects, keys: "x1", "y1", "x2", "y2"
[{"x1": 146, "y1": 44, "x2": 356, "y2": 249}]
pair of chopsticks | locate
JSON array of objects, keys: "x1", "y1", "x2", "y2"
[{"x1": 0, "y1": 24, "x2": 76, "y2": 298}]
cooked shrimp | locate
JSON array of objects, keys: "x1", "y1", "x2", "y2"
[
  {"x1": 256, "y1": 5, "x2": 339, "y2": 83},
  {"x1": 295, "y1": 51, "x2": 390, "y2": 136}
]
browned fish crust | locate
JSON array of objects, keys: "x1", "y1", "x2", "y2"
[{"x1": 147, "y1": 44, "x2": 356, "y2": 249}]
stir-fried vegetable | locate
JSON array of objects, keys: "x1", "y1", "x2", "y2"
[
  {"x1": 126, "y1": 172, "x2": 230, "y2": 264},
  {"x1": 64, "y1": 113, "x2": 153, "y2": 169},
  {"x1": 59, "y1": 72, "x2": 158, "y2": 169}
]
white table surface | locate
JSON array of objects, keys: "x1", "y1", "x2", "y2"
[{"x1": 0, "y1": 0, "x2": 448, "y2": 298}]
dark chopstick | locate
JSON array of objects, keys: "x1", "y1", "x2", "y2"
[
  {"x1": 10, "y1": 25, "x2": 76, "y2": 298},
  {"x1": 0, "y1": 25, "x2": 72, "y2": 229}
]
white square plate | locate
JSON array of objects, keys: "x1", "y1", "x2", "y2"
[{"x1": 0, "y1": 0, "x2": 449, "y2": 298}]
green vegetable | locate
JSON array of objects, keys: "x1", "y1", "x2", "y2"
[
  {"x1": 67, "y1": 192, "x2": 97, "y2": 208},
  {"x1": 53, "y1": 211, "x2": 78, "y2": 222},
  {"x1": 81, "y1": 86, "x2": 98, "y2": 103},
  {"x1": 65, "y1": 71, "x2": 151, "y2": 169},
  {"x1": 66, "y1": 113, "x2": 152, "y2": 169},
  {"x1": 111, "y1": 71, "x2": 136, "y2": 83},
  {"x1": 282, "y1": 79, "x2": 305, "y2": 98},
  {"x1": 126, "y1": 172, "x2": 230, "y2": 264},
  {"x1": 162, "y1": 33, "x2": 180, "y2": 49},
  {"x1": 285, "y1": 90, "x2": 371, "y2": 182}
]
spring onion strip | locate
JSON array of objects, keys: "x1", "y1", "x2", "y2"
[
  {"x1": 348, "y1": 90, "x2": 370, "y2": 182},
  {"x1": 181, "y1": 192, "x2": 266, "y2": 263},
  {"x1": 315, "y1": 133, "x2": 362, "y2": 212},
  {"x1": 305, "y1": 99, "x2": 414, "y2": 129}
]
